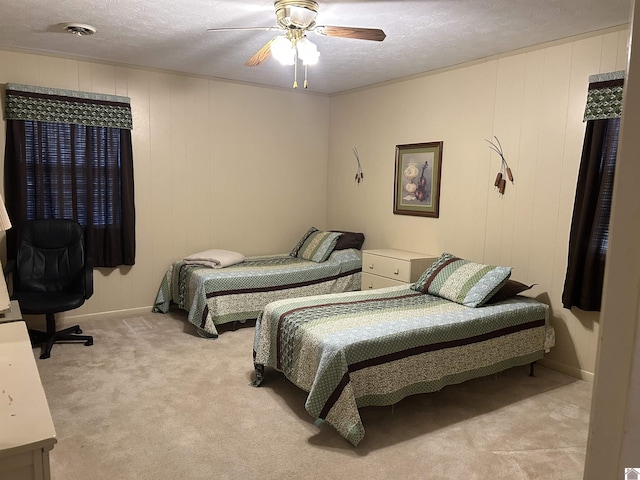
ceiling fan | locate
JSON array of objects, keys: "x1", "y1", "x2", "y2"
[{"x1": 207, "y1": 0, "x2": 386, "y2": 88}]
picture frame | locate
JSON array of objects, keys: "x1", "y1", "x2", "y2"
[{"x1": 393, "y1": 141, "x2": 443, "y2": 218}]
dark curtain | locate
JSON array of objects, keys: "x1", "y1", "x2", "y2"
[
  {"x1": 4, "y1": 119, "x2": 136, "y2": 267},
  {"x1": 562, "y1": 118, "x2": 619, "y2": 311}
]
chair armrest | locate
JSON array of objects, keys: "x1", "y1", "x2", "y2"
[{"x1": 84, "y1": 257, "x2": 94, "y2": 299}]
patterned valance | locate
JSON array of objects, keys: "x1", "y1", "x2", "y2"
[
  {"x1": 4, "y1": 83, "x2": 132, "y2": 130},
  {"x1": 583, "y1": 70, "x2": 625, "y2": 121}
]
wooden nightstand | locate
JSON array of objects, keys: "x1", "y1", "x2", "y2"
[{"x1": 361, "y1": 249, "x2": 438, "y2": 290}]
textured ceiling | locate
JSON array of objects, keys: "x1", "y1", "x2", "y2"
[{"x1": 0, "y1": 0, "x2": 632, "y2": 94}]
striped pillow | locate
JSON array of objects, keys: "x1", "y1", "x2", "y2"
[
  {"x1": 411, "y1": 252, "x2": 511, "y2": 307},
  {"x1": 289, "y1": 227, "x2": 318, "y2": 257},
  {"x1": 296, "y1": 230, "x2": 342, "y2": 263}
]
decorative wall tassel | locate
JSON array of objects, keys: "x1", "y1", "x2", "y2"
[
  {"x1": 485, "y1": 136, "x2": 514, "y2": 196},
  {"x1": 352, "y1": 147, "x2": 363, "y2": 184},
  {"x1": 499, "y1": 178, "x2": 506, "y2": 194},
  {"x1": 506, "y1": 167, "x2": 513, "y2": 182}
]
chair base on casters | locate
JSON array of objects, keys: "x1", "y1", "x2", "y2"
[{"x1": 29, "y1": 313, "x2": 93, "y2": 359}]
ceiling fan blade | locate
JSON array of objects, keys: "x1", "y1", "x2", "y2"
[
  {"x1": 245, "y1": 38, "x2": 276, "y2": 67},
  {"x1": 314, "y1": 26, "x2": 386, "y2": 42},
  {"x1": 207, "y1": 26, "x2": 280, "y2": 33}
]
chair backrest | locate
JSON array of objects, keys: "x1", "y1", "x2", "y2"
[{"x1": 15, "y1": 219, "x2": 86, "y2": 293}]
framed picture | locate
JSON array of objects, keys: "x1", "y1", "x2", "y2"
[{"x1": 393, "y1": 141, "x2": 443, "y2": 218}]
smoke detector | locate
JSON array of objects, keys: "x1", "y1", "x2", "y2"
[{"x1": 63, "y1": 23, "x2": 96, "y2": 36}]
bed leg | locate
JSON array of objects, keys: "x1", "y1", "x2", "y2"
[
  {"x1": 251, "y1": 363, "x2": 265, "y2": 387},
  {"x1": 529, "y1": 362, "x2": 536, "y2": 377}
]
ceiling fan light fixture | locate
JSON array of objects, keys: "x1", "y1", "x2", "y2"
[
  {"x1": 275, "y1": 0, "x2": 318, "y2": 29},
  {"x1": 288, "y1": 6, "x2": 317, "y2": 27},
  {"x1": 297, "y1": 37, "x2": 319, "y2": 65},
  {"x1": 271, "y1": 35, "x2": 296, "y2": 65},
  {"x1": 302, "y1": 51, "x2": 319, "y2": 66}
]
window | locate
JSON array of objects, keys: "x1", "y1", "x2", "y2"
[{"x1": 4, "y1": 84, "x2": 135, "y2": 268}]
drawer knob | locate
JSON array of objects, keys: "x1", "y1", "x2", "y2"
[
  {"x1": 369, "y1": 264, "x2": 374, "y2": 269},
  {"x1": 394, "y1": 269, "x2": 399, "y2": 275}
]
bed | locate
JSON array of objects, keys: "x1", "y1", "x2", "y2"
[
  {"x1": 251, "y1": 253, "x2": 555, "y2": 446},
  {"x1": 153, "y1": 228, "x2": 364, "y2": 337}
]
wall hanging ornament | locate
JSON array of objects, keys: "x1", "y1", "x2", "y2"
[
  {"x1": 485, "y1": 136, "x2": 514, "y2": 195},
  {"x1": 352, "y1": 147, "x2": 363, "y2": 184}
]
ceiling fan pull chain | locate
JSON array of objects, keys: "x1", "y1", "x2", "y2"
[
  {"x1": 304, "y1": 64, "x2": 309, "y2": 89},
  {"x1": 293, "y1": 50, "x2": 299, "y2": 88}
]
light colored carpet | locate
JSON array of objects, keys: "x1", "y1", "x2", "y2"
[{"x1": 32, "y1": 309, "x2": 591, "y2": 480}]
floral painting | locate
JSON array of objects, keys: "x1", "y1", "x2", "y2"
[{"x1": 393, "y1": 142, "x2": 443, "y2": 217}]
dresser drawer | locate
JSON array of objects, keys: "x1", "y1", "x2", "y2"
[
  {"x1": 361, "y1": 272, "x2": 407, "y2": 290},
  {"x1": 362, "y1": 252, "x2": 412, "y2": 282},
  {"x1": 360, "y1": 249, "x2": 438, "y2": 291}
]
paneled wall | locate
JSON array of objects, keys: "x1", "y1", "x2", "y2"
[
  {"x1": 0, "y1": 27, "x2": 629, "y2": 379},
  {"x1": 327, "y1": 27, "x2": 629, "y2": 379},
  {"x1": 0, "y1": 51, "x2": 331, "y2": 319}
]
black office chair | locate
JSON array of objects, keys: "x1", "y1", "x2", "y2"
[{"x1": 5, "y1": 219, "x2": 94, "y2": 359}]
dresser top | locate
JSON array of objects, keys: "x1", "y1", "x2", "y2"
[
  {"x1": 0, "y1": 321, "x2": 57, "y2": 456},
  {"x1": 362, "y1": 248, "x2": 438, "y2": 261}
]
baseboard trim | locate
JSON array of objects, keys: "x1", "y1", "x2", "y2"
[
  {"x1": 539, "y1": 357, "x2": 595, "y2": 383},
  {"x1": 57, "y1": 306, "x2": 155, "y2": 327}
]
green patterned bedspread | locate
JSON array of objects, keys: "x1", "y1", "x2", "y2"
[
  {"x1": 252, "y1": 285, "x2": 552, "y2": 446},
  {"x1": 153, "y1": 249, "x2": 362, "y2": 336}
]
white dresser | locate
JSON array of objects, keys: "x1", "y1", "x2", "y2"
[
  {"x1": 361, "y1": 249, "x2": 438, "y2": 290},
  {"x1": 0, "y1": 320, "x2": 56, "y2": 480}
]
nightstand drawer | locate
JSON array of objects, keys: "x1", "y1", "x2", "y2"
[
  {"x1": 361, "y1": 272, "x2": 407, "y2": 290},
  {"x1": 362, "y1": 252, "x2": 413, "y2": 282}
]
